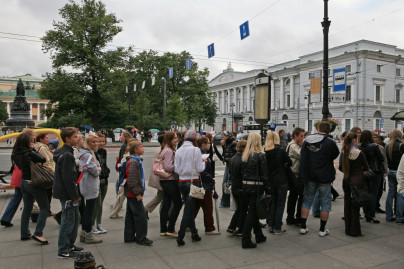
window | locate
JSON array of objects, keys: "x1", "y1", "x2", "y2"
[
  {"x1": 346, "y1": 65, "x2": 351, "y2": 73},
  {"x1": 346, "y1": 85, "x2": 351, "y2": 102},
  {"x1": 377, "y1": 65, "x2": 382, "y2": 72},
  {"x1": 375, "y1": 119, "x2": 381, "y2": 130},
  {"x1": 308, "y1": 120, "x2": 313, "y2": 132},
  {"x1": 32, "y1": 115, "x2": 38, "y2": 120},
  {"x1": 345, "y1": 119, "x2": 351, "y2": 132},
  {"x1": 396, "y1": 89, "x2": 401, "y2": 103},
  {"x1": 397, "y1": 69, "x2": 401, "y2": 76},
  {"x1": 376, "y1": 85, "x2": 381, "y2": 102},
  {"x1": 286, "y1": 94, "x2": 291, "y2": 107}
]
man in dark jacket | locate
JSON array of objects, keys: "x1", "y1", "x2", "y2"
[
  {"x1": 53, "y1": 127, "x2": 82, "y2": 258},
  {"x1": 298, "y1": 122, "x2": 339, "y2": 237},
  {"x1": 220, "y1": 131, "x2": 237, "y2": 207}
]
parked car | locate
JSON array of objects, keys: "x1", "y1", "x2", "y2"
[
  {"x1": 237, "y1": 133, "x2": 248, "y2": 141},
  {"x1": 48, "y1": 138, "x2": 59, "y2": 150},
  {"x1": 213, "y1": 134, "x2": 222, "y2": 146}
]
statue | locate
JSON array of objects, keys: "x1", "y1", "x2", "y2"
[{"x1": 16, "y1": 78, "x2": 25, "y2": 96}]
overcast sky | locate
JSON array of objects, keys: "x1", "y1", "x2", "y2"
[{"x1": 0, "y1": 0, "x2": 403, "y2": 80}]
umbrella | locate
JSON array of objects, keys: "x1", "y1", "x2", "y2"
[
  {"x1": 212, "y1": 187, "x2": 220, "y2": 232},
  {"x1": 391, "y1": 111, "x2": 404, "y2": 121},
  {"x1": 149, "y1": 129, "x2": 160, "y2": 133},
  {"x1": 373, "y1": 130, "x2": 385, "y2": 133},
  {"x1": 209, "y1": 131, "x2": 216, "y2": 135},
  {"x1": 113, "y1": 128, "x2": 126, "y2": 133}
]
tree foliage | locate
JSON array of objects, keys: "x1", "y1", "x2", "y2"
[{"x1": 0, "y1": 100, "x2": 8, "y2": 125}]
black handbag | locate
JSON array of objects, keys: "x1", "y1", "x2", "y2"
[
  {"x1": 256, "y1": 194, "x2": 272, "y2": 219},
  {"x1": 30, "y1": 162, "x2": 54, "y2": 190},
  {"x1": 350, "y1": 184, "x2": 370, "y2": 207}
]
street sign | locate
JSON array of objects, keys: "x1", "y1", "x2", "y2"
[
  {"x1": 169, "y1": 67, "x2": 173, "y2": 78},
  {"x1": 240, "y1": 21, "x2": 250, "y2": 40},
  {"x1": 270, "y1": 123, "x2": 275, "y2": 129},
  {"x1": 380, "y1": 118, "x2": 384, "y2": 128},
  {"x1": 330, "y1": 94, "x2": 345, "y2": 103},
  {"x1": 208, "y1": 43, "x2": 215, "y2": 58},
  {"x1": 333, "y1": 68, "x2": 346, "y2": 91},
  {"x1": 186, "y1": 58, "x2": 191, "y2": 70}
]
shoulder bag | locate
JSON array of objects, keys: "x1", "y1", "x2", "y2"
[
  {"x1": 152, "y1": 151, "x2": 172, "y2": 179},
  {"x1": 349, "y1": 176, "x2": 370, "y2": 208},
  {"x1": 30, "y1": 161, "x2": 54, "y2": 189},
  {"x1": 190, "y1": 147, "x2": 205, "y2": 199}
]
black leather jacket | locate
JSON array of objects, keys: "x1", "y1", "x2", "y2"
[
  {"x1": 222, "y1": 137, "x2": 237, "y2": 163},
  {"x1": 242, "y1": 152, "x2": 269, "y2": 192},
  {"x1": 13, "y1": 147, "x2": 46, "y2": 181}
]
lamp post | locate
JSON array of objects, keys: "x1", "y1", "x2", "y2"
[
  {"x1": 254, "y1": 70, "x2": 271, "y2": 141},
  {"x1": 304, "y1": 95, "x2": 310, "y2": 131},
  {"x1": 161, "y1": 77, "x2": 167, "y2": 131},
  {"x1": 230, "y1": 103, "x2": 235, "y2": 132},
  {"x1": 322, "y1": 0, "x2": 331, "y2": 121}
]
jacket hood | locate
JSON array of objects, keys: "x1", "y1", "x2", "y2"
[
  {"x1": 304, "y1": 134, "x2": 328, "y2": 153},
  {"x1": 78, "y1": 148, "x2": 92, "y2": 159},
  {"x1": 348, "y1": 149, "x2": 361, "y2": 160},
  {"x1": 53, "y1": 144, "x2": 73, "y2": 162}
]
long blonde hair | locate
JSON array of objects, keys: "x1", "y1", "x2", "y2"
[
  {"x1": 264, "y1": 131, "x2": 280, "y2": 151},
  {"x1": 387, "y1": 129, "x2": 404, "y2": 159},
  {"x1": 242, "y1": 132, "x2": 264, "y2": 162},
  {"x1": 84, "y1": 134, "x2": 99, "y2": 163}
]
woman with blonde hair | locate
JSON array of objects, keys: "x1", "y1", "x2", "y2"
[
  {"x1": 241, "y1": 132, "x2": 269, "y2": 248},
  {"x1": 385, "y1": 129, "x2": 404, "y2": 222},
  {"x1": 264, "y1": 131, "x2": 291, "y2": 235},
  {"x1": 78, "y1": 134, "x2": 102, "y2": 244}
]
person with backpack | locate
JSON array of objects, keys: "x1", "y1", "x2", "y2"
[{"x1": 124, "y1": 141, "x2": 153, "y2": 245}]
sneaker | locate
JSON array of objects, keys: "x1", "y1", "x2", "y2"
[
  {"x1": 70, "y1": 245, "x2": 84, "y2": 252},
  {"x1": 235, "y1": 230, "x2": 243, "y2": 237},
  {"x1": 92, "y1": 228, "x2": 102, "y2": 235},
  {"x1": 226, "y1": 228, "x2": 235, "y2": 234},
  {"x1": 318, "y1": 229, "x2": 330, "y2": 237},
  {"x1": 97, "y1": 225, "x2": 107, "y2": 234},
  {"x1": 300, "y1": 228, "x2": 309, "y2": 234},
  {"x1": 84, "y1": 231, "x2": 103, "y2": 244},
  {"x1": 137, "y1": 237, "x2": 153, "y2": 246},
  {"x1": 58, "y1": 252, "x2": 77, "y2": 259}
]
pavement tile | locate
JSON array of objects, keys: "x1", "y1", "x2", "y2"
[
  {"x1": 282, "y1": 252, "x2": 350, "y2": 268},
  {"x1": 234, "y1": 260, "x2": 293, "y2": 269},
  {"x1": 209, "y1": 245, "x2": 274, "y2": 267},
  {"x1": 106, "y1": 256, "x2": 171, "y2": 269},
  {"x1": 322, "y1": 243, "x2": 395, "y2": 268},
  {"x1": 97, "y1": 243, "x2": 157, "y2": 264},
  {"x1": 0, "y1": 253, "x2": 43, "y2": 269},
  {"x1": 370, "y1": 258, "x2": 404, "y2": 269},
  {"x1": 162, "y1": 250, "x2": 229, "y2": 269}
]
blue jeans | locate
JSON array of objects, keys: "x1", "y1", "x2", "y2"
[
  {"x1": 20, "y1": 180, "x2": 49, "y2": 238},
  {"x1": 268, "y1": 183, "x2": 288, "y2": 232},
  {"x1": 178, "y1": 181, "x2": 198, "y2": 239},
  {"x1": 396, "y1": 192, "x2": 404, "y2": 222},
  {"x1": 220, "y1": 165, "x2": 230, "y2": 207},
  {"x1": 386, "y1": 171, "x2": 398, "y2": 221},
  {"x1": 312, "y1": 191, "x2": 320, "y2": 216},
  {"x1": 302, "y1": 181, "x2": 332, "y2": 212},
  {"x1": 58, "y1": 200, "x2": 80, "y2": 255},
  {"x1": 1, "y1": 187, "x2": 22, "y2": 223}
]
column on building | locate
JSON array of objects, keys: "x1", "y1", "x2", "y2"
[
  {"x1": 221, "y1": 90, "x2": 225, "y2": 113},
  {"x1": 37, "y1": 103, "x2": 41, "y2": 120},
  {"x1": 44, "y1": 104, "x2": 48, "y2": 121},
  {"x1": 247, "y1": 85, "x2": 251, "y2": 111},
  {"x1": 271, "y1": 79, "x2": 275, "y2": 110},
  {"x1": 280, "y1": 78, "x2": 284, "y2": 109},
  {"x1": 227, "y1": 89, "x2": 231, "y2": 113},
  {"x1": 240, "y1": 86, "x2": 244, "y2": 112},
  {"x1": 233, "y1": 88, "x2": 237, "y2": 112},
  {"x1": 290, "y1": 76, "x2": 295, "y2": 108},
  {"x1": 6, "y1": 102, "x2": 10, "y2": 116},
  {"x1": 30, "y1": 103, "x2": 33, "y2": 119}
]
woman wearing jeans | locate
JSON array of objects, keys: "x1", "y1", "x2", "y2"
[
  {"x1": 385, "y1": 130, "x2": 404, "y2": 223},
  {"x1": 78, "y1": 134, "x2": 102, "y2": 244},
  {"x1": 159, "y1": 132, "x2": 182, "y2": 237},
  {"x1": 13, "y1": 133, "x2": 48, "y2": 244},
  {"x1": 174, "y1": 130, "x2": 206, "y2": 246}
]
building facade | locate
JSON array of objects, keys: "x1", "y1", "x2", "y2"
[
  {"x1": 208, "y1": 40, "x2": 404, "y2": 135},
  {"x1": 0, "y1": 74, "x2": 50, "y2": 125}
]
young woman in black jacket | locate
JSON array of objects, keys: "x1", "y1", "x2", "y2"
[
  {"x1": 359, "y1": 130, "x2": 385, "y2": 223},
  {"x1": 241, "y1": 133, "x2": 269, "y2": 249},
  {"x1": 13, "y1": 133, "x2": 48, "y2": 244},
  {"x1": 227, "y1": 139, "x2": 247, "y2": 235},
  {"x1": 265, "y1": 132, "x2": 292, "y2": 235}
]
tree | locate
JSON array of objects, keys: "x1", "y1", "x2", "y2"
[
  {"x1": 167, "y1": 93, "x2": 186, "y2": 127},
  {"x1": 40, "y1": 0, "x2": 129, "y2": 129},
  {"x1": 0, "y1": 100, "x2": 8, "y2": 124}
]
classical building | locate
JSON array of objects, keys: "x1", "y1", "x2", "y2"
[
  {"x1": 208, "y1": 40, "x2": 404, "y2": 135},
  {"x1": 0, "y1": 74, "x2": 50, "y2": 125}
]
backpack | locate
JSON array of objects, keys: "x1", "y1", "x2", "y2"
[{"x1": 118, "y1": 159, "x2": 131, "y2": 186}]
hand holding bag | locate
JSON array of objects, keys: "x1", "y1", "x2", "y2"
[
  {"x1": 30, "y1": 162, "x2": 54, "y2": 189},
  {"x1": 189, "y1": 148, "x2": 205, "y2": 199}
]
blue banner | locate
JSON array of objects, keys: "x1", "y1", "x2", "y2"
[
  {"x1": 240, "y1": 21, "x2": 250, "y2": 40},
  {"x1": 186, "y1": 58, "x2": 191, "y2": 70},
  {"x1": 169, "y1": 67, "x2": 173, "y2": 79},
  {"x1": 208, "y1": 43, "x2": 215, "y2": 58}
]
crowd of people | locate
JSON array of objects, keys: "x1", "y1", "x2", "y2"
[{"x1": 1, "y1": 122, "x2": 404, "y2": 258}]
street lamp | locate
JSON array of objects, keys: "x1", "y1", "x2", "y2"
[
  {"x1": 161, "y1": 77, "x2": 167, "y2": 131},
  {"x1": 322, "y1": 0, "x2": 331, "y2": 121},
  {"x1": 304, "y1": 94, "x2": 310, "y2": 131},
  {"x1": 254, "y1": 70, "x2": 271, "y2": 140},
  {"x1": 230, "y1": 103, "x2": 235, "y2": 132}
]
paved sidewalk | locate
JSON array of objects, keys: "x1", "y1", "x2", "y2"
[{"x1": 0, "y1": 170, "x2": 403, "y2": 269}]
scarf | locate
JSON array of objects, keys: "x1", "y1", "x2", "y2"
[{"x1": 131, "y1": 155, "x2": 145, "y2": 194}]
